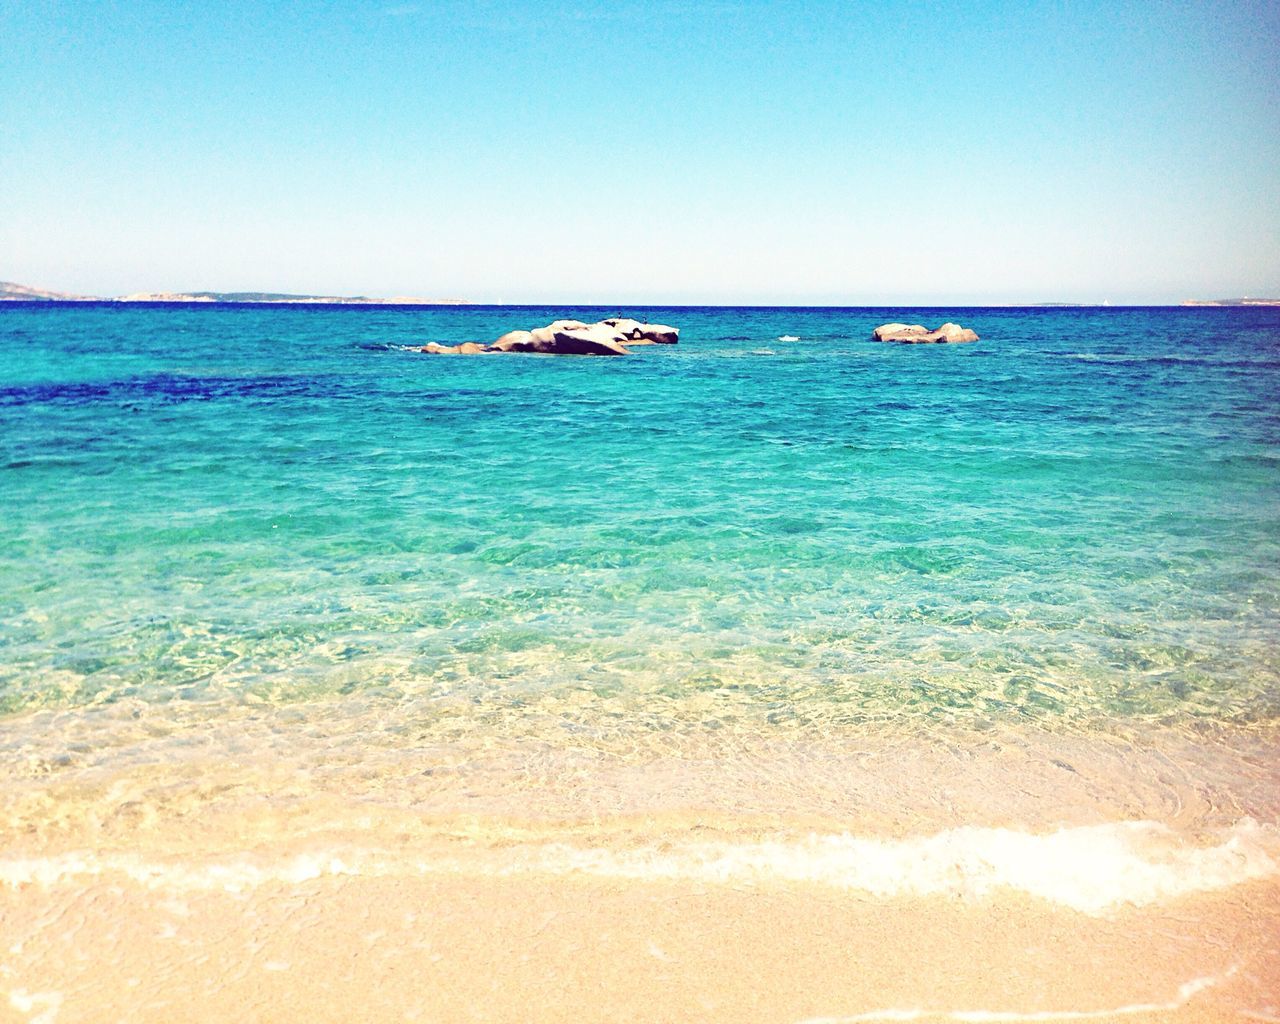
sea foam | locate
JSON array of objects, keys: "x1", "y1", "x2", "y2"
[
  {"x1": 532, "y1": 819, "x2": 1277, "y2": 914},
  {"x1": 3, "y1": 819, "x2": 1274, "y2": 914}
]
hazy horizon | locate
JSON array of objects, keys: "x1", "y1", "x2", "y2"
[
  {"x1": 6, "y1": 282, "x2": 1280, "y2": 308},
  {"x1": 4, "y1": 0, "x2": 1278, "y2": 305}
]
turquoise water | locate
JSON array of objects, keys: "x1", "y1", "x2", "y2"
[{"x1": 2, "y1": 303, "x2": 1278, "y2": 731}]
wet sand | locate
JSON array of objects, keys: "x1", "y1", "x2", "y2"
[{"x1": 3, "y1": 871, "x2": 1278, "y2": 1023}]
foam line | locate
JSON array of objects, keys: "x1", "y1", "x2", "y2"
[
  {"x1": 2, "y1": 820, "x2": 1275, "y2": 914},
  {"x1": 534, "y1": 819, "x2": 1279, "y2": 914}
]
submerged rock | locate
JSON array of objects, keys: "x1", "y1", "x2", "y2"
[
  {"x1": 423, "y1": 318, "x2": 679, "y2": 356},
  {"x1": 872, "y1": 322, "x2": 979, "y2": 344}
]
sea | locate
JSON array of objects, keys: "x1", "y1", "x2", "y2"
[{"x1": 2, "y1": 302, "x2": 1278, "y2": 921}]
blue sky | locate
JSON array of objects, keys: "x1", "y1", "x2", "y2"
[{"x1": 3, "y1": 0, "x2": 1278, "y2": 303}]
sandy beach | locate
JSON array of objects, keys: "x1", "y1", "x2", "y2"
[{"x1": 4, "y1": 707, "x2": 1278, "y2": 1022}]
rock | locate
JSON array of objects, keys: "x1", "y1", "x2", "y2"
[
  {"x1": 420, "y1": 341, "x2": 492, "y2": 354},
  {"x1": 425, "y1": 317, "x2": 679, "y2": 356},
  {"x1": 872, "y1": 323, "x2": 931, "y2": 341},
  {"x1": 486, "y1": 324, "x2": 629, "y2": 356},
  {"x1": 490, "y1": 330, "x2": 536, "y2": 352},
  {"x1": 545, "y1": 323, "x2": 630, "y2": 356},
  {"x1": 510, "y1": 323, "x2": 622, "y2": 355},
  {"x1": 872, "y1": 322, "x2": 979, "y2": 344},
  {"x1": 932, "y1": 322, "x2": 980, "y2": 343},
  {"x1": 600, "y1": 318, "x2": 680, "y2": 344}
]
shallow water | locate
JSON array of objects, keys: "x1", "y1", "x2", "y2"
[{"x1": 3, "y1": 303, "x2": 1277, "y2": 725}]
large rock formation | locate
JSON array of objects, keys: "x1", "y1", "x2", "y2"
[
  {"x1": 872, "y1": 322, "x2": 979, "y2": 344},
  {"x1": 422, "y1": 318, "x2": 680, "y2": 356}
]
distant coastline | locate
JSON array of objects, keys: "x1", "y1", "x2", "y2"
[
  {"x1": 5, "y1": 280, "x2": 1279, "y2": 308},
  {"x1": 1180, "y1": 297, "x2": 1280, "y2": 306},
  {"x1": 0, "y1": 280, "x2": 469, "y2": 305}
]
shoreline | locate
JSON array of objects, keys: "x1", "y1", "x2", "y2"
[
  {"x1": 6, "y1": 703, "x2": 1276, "y2": 1020},
  {"x1": 5, "y1": 705, "x2": 1277, "y2": 893}
]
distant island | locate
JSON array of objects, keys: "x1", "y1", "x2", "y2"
[
  {"x1": 0, "y1": 280, "x2": 469, "y2": 305},
  {"x1": 0, "y1": 282, "x2": 93, "y2": 301}
]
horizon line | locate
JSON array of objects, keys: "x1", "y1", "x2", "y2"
[{"x1": 3, "y1": 298, "x2": 1278, "y2": 310}]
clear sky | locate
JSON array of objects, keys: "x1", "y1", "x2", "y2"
[{"x1": 3, "y1": 0, "x2": 1278, "y2": 304}]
